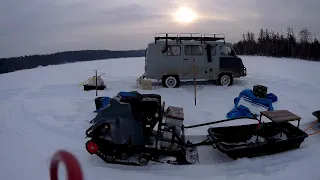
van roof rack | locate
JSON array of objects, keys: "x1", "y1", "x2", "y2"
[{"x1": 154, "y1": 33, "x2": 225, "y2": 44}]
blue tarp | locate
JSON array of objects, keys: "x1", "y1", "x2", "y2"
[
  {"x1": 266, "y1": 93, "x2": 278, "y2": 102},
  {"x1": 227, "y1": 89, "x2": 278, "y2": 119},
  {"x1": 227, "y1": 105, "x2": 254, "y2": 118},
  {"x1": 94, "y1": 97, "x2": 111, "y2": 113},
  {"x1": 94, "y1": 91, "x2": 139, "y2": 113}
]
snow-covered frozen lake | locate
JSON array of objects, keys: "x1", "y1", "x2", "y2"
[{"x1": 0, "y1": 56, "x2": 320, "y2": 180}]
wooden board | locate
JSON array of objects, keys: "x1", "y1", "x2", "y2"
[{"x1": 260, "y1": 110, "x2": 301, "y2": 123}]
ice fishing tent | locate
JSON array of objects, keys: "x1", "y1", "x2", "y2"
[{"x1": 83, "y1": 76, "x2": 106, "y2": 91}]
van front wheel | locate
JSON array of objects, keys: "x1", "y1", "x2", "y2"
[
  {"x1": 218, "y1": 74, "x2": 233, "y2": 86},
  {"x1": 162, "y1": 76, "x2": 180, "y2": 88}
]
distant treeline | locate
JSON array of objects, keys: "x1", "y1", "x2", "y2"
[
  {"x1": 0, "y1": 49, "x2": 145, "y2": 74},
  {"x1": 1, "y1": 27, "x2": 319, "y2": 74},
  {"x1": 234, "y1": 27, "x2": 320, "y2": 61}
]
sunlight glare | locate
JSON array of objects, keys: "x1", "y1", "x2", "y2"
[{"x1": 174, "y1": 7, "x2": 197, "y2": 24}]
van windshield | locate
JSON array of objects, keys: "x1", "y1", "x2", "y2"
[{"x1": 220, "y1": 46, "x2": 232, "y2": 56}]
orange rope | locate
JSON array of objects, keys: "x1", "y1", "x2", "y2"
[{"x1": 304, "y1": 120, "x2": 320, "y2": 136}]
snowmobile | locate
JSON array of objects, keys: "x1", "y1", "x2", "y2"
[{"x1": 85, "y1": 92, "x2": 308, "y2": 166}]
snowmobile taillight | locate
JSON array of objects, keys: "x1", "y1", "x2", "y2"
[{"x1": 86, "y1": 141, "x2": 99, "y2": 154}]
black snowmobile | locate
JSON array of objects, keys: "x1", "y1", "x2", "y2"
[{"x1": 85, "y1": 91, "x2": 308, "y2": 166}]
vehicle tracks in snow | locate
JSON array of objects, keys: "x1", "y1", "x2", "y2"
[
  {"x1": 1, "y1": 69, "x2": 319, "y2": 178},
  {"x1": 24, "y1": 83, "x2": 83, "y2": 98},
  {"x1": 0, "y1": 87, "x2": 28, "y2": 102}
]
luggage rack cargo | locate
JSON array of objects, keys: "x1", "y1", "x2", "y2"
[{"x1": 154, "y1": 33, "x2": 225, "y2": 44}]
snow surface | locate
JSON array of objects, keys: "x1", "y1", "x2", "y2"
[{"x1": 1, "y1": 56, "x2": 320, "y2": 180}]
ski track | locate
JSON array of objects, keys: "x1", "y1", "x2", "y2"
[{"x1": 0, "y1": 56, "x2": 320, "y2": 180}]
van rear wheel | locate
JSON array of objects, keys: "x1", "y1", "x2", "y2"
[{"x1": 162, "y1": 76, "x2": 180, "y2": 88}]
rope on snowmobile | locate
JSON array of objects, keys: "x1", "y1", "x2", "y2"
[{"x1": 49, "y1": 150, "x2": 84, "y2": 180}]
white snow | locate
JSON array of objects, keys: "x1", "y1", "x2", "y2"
[{"x1": 1, "y1": 56, "x2": 320, "y2": 180}]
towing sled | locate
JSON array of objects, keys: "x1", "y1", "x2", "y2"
[
  {"x1": 85, "y1": 92, "x2": 308, "y2": 166},
  {"x1": 304, "y1": 110, "x2": 320, "y2": 136}
]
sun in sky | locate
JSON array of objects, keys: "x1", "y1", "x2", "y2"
[{"x1": 173, "y1": 7, "x2": 198, "y2": 24}]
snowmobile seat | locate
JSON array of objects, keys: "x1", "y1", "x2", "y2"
[
  {"x1": 118, "y1": 95, "x2": 143, "y2": 122},
  {"x1": 118, "y1": 92, "x2": 162, "y2": 129}
]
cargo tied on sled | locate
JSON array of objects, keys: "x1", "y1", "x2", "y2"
[
  {"x1": 84, "y1": 91, "x2": 308, "y2": 166},
  {"x1": 79, "y1": 71, "x2": 106, "y2": 91}
]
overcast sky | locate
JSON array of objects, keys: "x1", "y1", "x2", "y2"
[{"x1": 1, "y1": 0, "x2": 319, "y2": 58}]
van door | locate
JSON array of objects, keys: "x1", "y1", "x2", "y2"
[
  {"x1": 182, "y1": 44, "x2": 206, "y2": 79},
  {"x1": 218, "y1": 45, "x2": 243, "y2": 77},
  {"x1": 161, "y1": 44, "x2": 183, "y2": 76},
  {"x1": 205, "y1": 44, "x2": 220, "y2": 80}
]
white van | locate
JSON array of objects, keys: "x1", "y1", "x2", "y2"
[{"x1": 140, "y1": 33, "x2": 247, "y2": 88}]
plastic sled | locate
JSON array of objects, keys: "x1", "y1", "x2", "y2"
[{"x1": 208, "y1": 122, "x2": 308, "y2": 159}]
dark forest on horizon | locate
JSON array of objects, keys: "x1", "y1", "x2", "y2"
[
  {"x1": 0, "y1": 50, "x2": 145, "y2": 74},
  {"x1": 0, "y1": 26, "x2": 319, "y2": 74},
  {"x1": 233, "y1": 27, "x2": 320, "y2": 61}
]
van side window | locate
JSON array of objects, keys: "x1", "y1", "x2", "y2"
[
  {"x1": 211, "y1": 46, "x2": 217, "y2": 56},
  {"x1": 220, "y1": 46, "x2": 232, "y2": 56},
  {"x1": 167, "y1": 45, "x2": 181, "y2": 56},
  {"x1": 185, "y1": 45, "x2": 203, "y2": 56}
]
